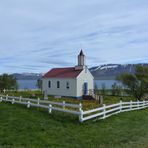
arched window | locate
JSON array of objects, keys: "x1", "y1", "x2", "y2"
[{"x1": 57, "y1": 81, "x2": 60, "y2": 88}]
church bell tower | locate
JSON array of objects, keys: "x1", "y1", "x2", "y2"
[{"x1": 75, "y1": 50, "x2": 86, "y2": 70}]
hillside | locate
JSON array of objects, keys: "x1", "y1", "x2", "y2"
[{"x1": 90, "y1": 63, "x2": 148, "y2": 80}]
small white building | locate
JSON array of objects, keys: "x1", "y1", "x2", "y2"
[{"x1": 42, "y1": 50, "x2": 94, "y2": 99}]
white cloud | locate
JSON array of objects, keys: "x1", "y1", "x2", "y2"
[{"x1": 0, "y1": 0, "x2": 148, "y2": 73}]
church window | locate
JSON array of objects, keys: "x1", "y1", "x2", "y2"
[
  {"x1": 57, "y1": 81, "x2": 60, "y2": 88},
  {"x1": 48, "y1": 81, "x2": 51, "y2": 88},
  {"x1": 66, "y1": 82, "x2": 69, "y2": 89}
]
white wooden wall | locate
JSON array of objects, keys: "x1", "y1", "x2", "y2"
[{"x1": 42, "y1": 78, "x2": 77, "y2": 97}]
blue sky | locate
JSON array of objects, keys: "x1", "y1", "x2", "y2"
[{"x1": 0, "y1": 0, "x2": 148, "y2": 73}]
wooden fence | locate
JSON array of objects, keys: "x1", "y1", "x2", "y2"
[
  {"x1": 2, "y1": 89, "x2": 40, "y2": 93},
  {"x1": 0, "y1": 94, "x2": 148, "y2": 122},
  {"x1": 0, "y1": 94, "x2": 83, "y2": 122},
  {"x1": 82, "y1": 100, "x2": 148, "y2": 122}
]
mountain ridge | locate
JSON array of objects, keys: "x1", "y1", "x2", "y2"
[
  {"x1": 8, "y1": 63, "x2": 148, "y2": 80},
  {"x1": 90, "y1": 63, "x2": 148, "y2": 80}
]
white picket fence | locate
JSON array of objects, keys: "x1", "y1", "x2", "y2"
[
  {"x1": 82, "y1": 100, "x2": 148, "y2": 122},
  {"x1": 0, "y1": 94, "x2": 148, "y2": 122},
  {"x1": 0, "y1": 94, "x2": 83, "y2": 122},
  {"x1": 2, "y1": 89, "x2": 40, "y2": 93}
]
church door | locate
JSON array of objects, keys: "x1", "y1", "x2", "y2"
[{"x1": 84, "y1": 82, "x2": 88, "y2": 95}]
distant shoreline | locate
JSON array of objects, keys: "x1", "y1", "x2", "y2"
[
  {"x1": 94, "y1": 76, "x2": 116, "y2": 80},
  {"x1": 16, "y1": 79, "x2": 121, "y2": 90},
  {"x1": 16, "y1": 77, "x2": 116, "y2": 81}
]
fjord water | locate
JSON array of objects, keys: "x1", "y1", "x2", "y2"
[
  {"x1": 17, "y1": 80, "x2": 38, "y2": 89},
  {"x1": 95, "y1": 80, "x2": 122, "y2": 89},
  {"x1": 17, "y1": 79, "x2": 122, "y2": 90}
]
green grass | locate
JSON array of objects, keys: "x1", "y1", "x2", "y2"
[{"x1": 1, "y1": 102, "x2": 148, "y2": 147}]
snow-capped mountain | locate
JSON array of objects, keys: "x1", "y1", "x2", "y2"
[{"x1": 90, "y1": 63, "x2": 148, "y2": 80}]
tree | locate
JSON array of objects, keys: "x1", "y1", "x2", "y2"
[
  {"x1": 0, "y1": 74, "x2": 18, "y2": 91},
  {"x1": 117, "y1": 65, "x2": 148, "y2": 100},
  {"x1": 94, "y1": 83, "x2": 99, "y2": 95},
  {"x1": 100, "y1": 83, "x2": 106, "y2": 96},
  {"x1": 111, "y1": 82, "x2": 117, "y2": 96},
  {"x1": 111, "y1": 82, "x2": 122, "y2": 96}
]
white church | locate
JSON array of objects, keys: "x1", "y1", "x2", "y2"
[{"x1": 42, "y1": 50, "x2": 94, "y2": 99}]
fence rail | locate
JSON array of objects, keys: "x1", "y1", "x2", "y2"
[
  {"x1": 0, "y1": 94, "x2": 148, "y2": 122},
  {"x1": 0, "y1": 94, "x2": 82, "y2": 119},
  {"x1": 82, "y1": 100, "x2": 148, "y2": 122},
  {"x1": 2, "y1": 89, "x2": 40, "y2": 93}
]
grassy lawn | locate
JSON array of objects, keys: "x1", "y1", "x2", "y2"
[{"x1": 1, "y1": 102, "x2": 148, "y2": 147}]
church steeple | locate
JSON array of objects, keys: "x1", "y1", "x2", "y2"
[
  {"x1": 79, "y1": 50, "x2": 84, "y2": 56},
  {"x1": 78, "y1": 49, "x2": 85, "y2": 66},
  {"x1": 75, "y1": 49, "x2": 86, "y2": 70}
]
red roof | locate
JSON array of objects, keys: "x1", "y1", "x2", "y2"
[{"x1": 43, "y1": 67, "x2": 83, "y2": 78}]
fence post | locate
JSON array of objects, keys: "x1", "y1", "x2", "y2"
[
  {"x1": 130, "y1": 100, "x2": 132, "y2": 110},
  {"x1": 120, "y1": 101, "x2": 122, "y2": 112},
  {"x1": 48, "y1": 104, "x2": 52, "y2": 114},
  {"x1": 37, "y1": 98, "x2": 40, "y2": 105},
  {"x1": 79, "y1": 103, "x2": 82, "y2": 110},
  {"x1": 137, "y1": 100, "x2": 139, "y2": 110},
  {"x1": 143, "y1": 100, "x2": 145, "y2": 108},
  {"x1": 79, "y1": 103, "x2": 83, "y2": 123},
  {"x1": 6, "y1": 94, "x2": 8, "y2": 101},
  {"x1": 145, "y1": 100, "x2": 146, "y2": 107},
  {"x1": 19, "y1": 96, "x2": 22, "y2": 102},
  {"x1": 0, "y1": 97, "x2": 2, "y2": 102},
  {"x1": 12, "y1": 99, "x2": 15, "y2": 104},
  {"x1": 103, "y1": 104, "x2": 106, "y2": 119},
  {"x1": 63, "y1": 101, "x2": 65, "y2": 110},
  {"x1": 27, "y1": 101, "x2": 31, "y2": 108}
]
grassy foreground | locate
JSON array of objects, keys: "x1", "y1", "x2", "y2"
[{"x1": 1, "y1": 102, "x2": 148, "y2": 148}]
